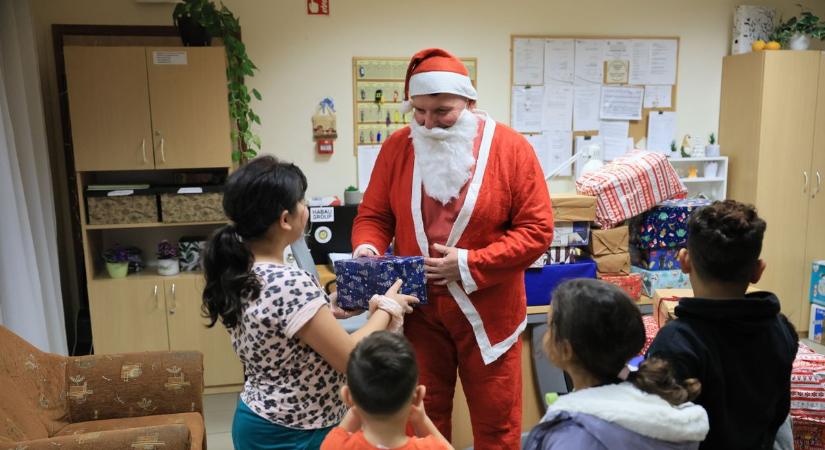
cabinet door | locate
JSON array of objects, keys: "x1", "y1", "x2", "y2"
[
  {"x1": 88, "y1": 279, "x2": 170, "y2": 354},
  {"x1": 165, "y1": 278, "x2": 244, "y2": 387},
  {"x1": 146, "y1": 47, "x2": 232, "y2": 169},
  {"x1": 64, "y1": 47, "x2": 154, "y2": 171},
  {"x1": 756, "y1": 52, "x2": 820, "y2": 328},
  {"x1": 802, "y1": 54, "x2": 825, "y2": 329}
]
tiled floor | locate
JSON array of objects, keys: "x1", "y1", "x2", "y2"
[{"x1": 204, "y1": 338, "x2": 825, "y2": 450}]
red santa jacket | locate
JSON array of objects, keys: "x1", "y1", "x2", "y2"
[{"x1": 352, "y1": 112, "x2": 554, "y2": 364}]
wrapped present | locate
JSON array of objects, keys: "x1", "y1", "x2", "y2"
[
  {"x1": 334, "y1": 256, "x2": 427, "y2": 310},
  {"x1": 548, "y1": 246, "x2": 579, "y2": 264},
  {"x1": 639, "y1": 314, "x2": 661, "y2": 356},
  {"x1": 589, "y1": 226, "x2": 629, "y2": 256},
  {"x1": 810, "y1": 304, "x2": 825, "y2": 345},
  {"x1": 793, "y1": 417, "x2": 825, "y2": 450},
  {"x1": 529, "y1": 253, "x2": 549, "y2": 269},
  {"x1": 551, "y1": 193, "x2": 596, "y2": 222},
  {"x1": 551, "y1": 221, "x2": 590, "y2": 247},
  {"x1": 812, "y1": 261, "x2": 825, "y2": 305},
  {"x1": 637, "y1": 248, "x2": 682, "y2": 271},
  {"x1": 792, "y1": 343, "x2": 825, "y2": 428},
  {"x1": 599, "y1": 273, "x2": 643, "y2": 301},
  {"x1": 576, "y1": 150, "x2": 686, "y2": 229},
  {"x1": 652, "y1": 289, "x2": 691, "y2": 327},
  {"x1": 638, "y1": 198, "x2": 712, "y2": 249},
  {"x1": 525, "y1": 259, "x2": 597, "y2": 306},
  {"x1": 631, "y1": 266, "x2": 691, "y2": 297},
  {"x1": 592, "y1": 252, "x2": 630, "y2": 275}
]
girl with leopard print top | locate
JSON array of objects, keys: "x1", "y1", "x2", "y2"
[{"x1": 202, "y1": 156, "x2": 418, "y2": 450}]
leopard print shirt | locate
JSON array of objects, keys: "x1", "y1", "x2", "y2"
[{"x1": 232, "y1": 263, "x2": 346, "y2": 429}]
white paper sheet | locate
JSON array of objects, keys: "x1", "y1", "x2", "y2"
[
  {"x1": 574, "y1": 136, "x2": 603, "y2": 179},
  {"x1": 513, "y1": 38, "x2": 545, "y2": 85},
  {"x1": 647, "y1": 111, "x2": 677, "y2": 154},
  {"x1": 599, "y1": 120, "x2": 630, "y2": 161},
  {"x1": 643, "y1": 85, "x2": 672, "y2": 108},
  {"x1": 357, "y1": 145, "x2": 381, "y2": 192},
  {"x1": 511, "y1": 86, "x2": 544, "y2": 133},
  {"x1": 525, "y1": 134, "x2": 551, "y2": 175},
  {"x1": 541, "y1": 84, "x2": 574, "y2": 131},
  {"x1": 574, "y1": 39, "x2": 605, "y2": 84},
  {"x1": 604, "y1": 39, "x2": 632, "y2": 61},
  {"x1": 547, "y1": 130, "x2": 574, "y2": 177},
  {"x1": 629, "y1": 39, "x2": 678, "y2": 85},
  {"x1": 544, "y1": 39, "x2": 575, "y2": 84},
  {"x1": 600, "y1": 86, "x2": 644, "y2": 121},
  {"x1": 573, "y1": 84, "x2": 601, "y2": 131}
]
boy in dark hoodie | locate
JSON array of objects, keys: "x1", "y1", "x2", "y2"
[{"x1": 647, "y1": 200, "x2": 798, "y2": 450}]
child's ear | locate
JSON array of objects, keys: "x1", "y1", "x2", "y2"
[
  {"x1": 412, "y1": 385, "x2": 426, "y2": 405},
  {"x1": 279, "y1": 209, "x2": 293, "y2": 231},
  {"x1": 751, "y1": 259, "x2": 766, "y2": 284},
  {"x1": 341, "y1": 386, "x2": 354, "y2": 407},
  {"x1": 678, "y1": 248, "x2": 691, "y2": 274}
]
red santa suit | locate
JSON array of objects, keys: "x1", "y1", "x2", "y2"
[{"x1": 352, "y1": 49, "x2": 554, "y2": 450}]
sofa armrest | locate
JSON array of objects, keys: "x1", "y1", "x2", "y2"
[
  {"x1": 66, "y1": 351, "x2": 203, "y2": 423},
  {"x1": 0, "y1": 424, "x2": 191, "y2": 450}
]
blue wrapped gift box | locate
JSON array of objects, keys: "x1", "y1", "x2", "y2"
[
  {"x1": 631, "y1": 265, "x2": 691, "y2": 297},
  {"x1": 638, "y1": 199, "x2": 712, "y2": 249},
  {"x1": 334, "y1": 256, "x2": 428, "y2": 310},
  {"x1": 811, "y1": 260, "x2": 825, "y2": 305},
  {"x1": 524, "y1": 259, "x2": 597, "y2": 306},
  {"x1": 637, "y1": 248, "x2": 682, "y2": 271}
]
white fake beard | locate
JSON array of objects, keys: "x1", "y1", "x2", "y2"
[{"x1": 411, "y1": 109, "x2": 479, "y2": 205}]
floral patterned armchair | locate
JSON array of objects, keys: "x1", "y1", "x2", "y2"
[{"x1": 0, "y1": 325, "x2": 205, "y2": 449}]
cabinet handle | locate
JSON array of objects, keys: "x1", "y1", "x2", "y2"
[
  {"x1": 153, "y1": 284, "x2": 159, "y2": 308},
  {"x1": 169, "y1": 283, "x2": 176, "y2": 315},
  {"x1": 815, "y1": 171, "x2": 822, "y2": 199},
  {"x1": 160, "y1": 137, "x2": 166, "y2": 163},
  {"x1": 141, "y1": 139, "x2": 147, "y2": 163},
  {"x1": 804, "y1": 171, "x2": 809, "y2": 193}
]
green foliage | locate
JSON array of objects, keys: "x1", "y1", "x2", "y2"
[
  {"x1": 708, "y1": 133, "x2": 716, "y2": 145},
  {"x1": 173, "y1": 0, "x2": 262, "y2": 163},
  {"x1": 670, "y1": 140, "x2": 677, "y2": 153},
  {"x1": 770, "y1": 7, "x2": 825, "y2": 45},
  {"x1": 345, "y1": 185, "x2": 358, "y2": 192}
]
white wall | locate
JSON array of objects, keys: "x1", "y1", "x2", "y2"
[{"x1": 31, "y1": 0, "x2": 825, "y2": 198}]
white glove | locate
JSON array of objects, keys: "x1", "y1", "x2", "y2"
[{"x1": 368, "y1": 294, "x2": 405, "y2": 332}]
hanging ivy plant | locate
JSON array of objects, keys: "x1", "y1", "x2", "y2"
[{"x1": 173, "y1": 0, "x2": 262, "y2": 163}]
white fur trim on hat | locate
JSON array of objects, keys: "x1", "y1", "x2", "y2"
[{"x1": 409, "y1": 71, "x2": 477, "y2": 101}]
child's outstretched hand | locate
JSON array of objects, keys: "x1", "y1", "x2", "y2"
[{"x1": 383, "y1": 279, "x2": 419, "y2": 313}]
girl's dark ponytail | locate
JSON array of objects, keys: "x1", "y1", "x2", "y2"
[
  {"x1": 202, "y1": 223, "x2": 260, "y2": 328},
  {"x1": 628, "y1": 357, "x2": 701, "y2": 406}
]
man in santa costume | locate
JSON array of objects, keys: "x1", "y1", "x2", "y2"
[{"x1": 352, "y1": 48, "x2": 554, "y2": 449}]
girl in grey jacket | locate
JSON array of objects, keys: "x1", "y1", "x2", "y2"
[{"x1": 525, "y1": 279, "x2": 709, "y2": 450}]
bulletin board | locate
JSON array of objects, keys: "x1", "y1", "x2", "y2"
[
  {"x1": 352, "y1": 57, "x2": 477, "y2": 153},
  {"x1": 510, "y1": 35, "x2": 680, "y2": 178}
]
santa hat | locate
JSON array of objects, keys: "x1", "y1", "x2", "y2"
[{"x1": 399, "y1": 48, "x2": 477, "y2": 113}]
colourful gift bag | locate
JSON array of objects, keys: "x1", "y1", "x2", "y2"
[
  {"x1": 638, "y1": 198, "x2": 712, "y2": 249},
  {"x1": 576, "y1": 151, "x2": 686, "y2": 229}
]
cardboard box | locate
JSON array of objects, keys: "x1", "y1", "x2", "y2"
[
  {"x1": 593, "y1": 252, "x2": 630, "y2": 275},
  {"x1": 551, "y1": 193, "x2": 597, "y2": 222},
  {"x1": 652, "y1": 288, "x2": 692, "y2": 327},
  {"x1": 809, "y1": 303, "x2": 825, "y2": 344},
  {"x1": 811, "y1": 260, "x2": 825, "y2": 305},
  {"x1": 589, "y1": 226, "x2": 629, "y2": 256}
]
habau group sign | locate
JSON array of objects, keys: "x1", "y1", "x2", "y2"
[{"x1": 307, "y1": 0, "x2": 329, "y2": 15}]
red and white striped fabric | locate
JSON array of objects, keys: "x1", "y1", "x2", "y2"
[{"x1": 576, "y1": 151, "x2": 686, "y2": 229}]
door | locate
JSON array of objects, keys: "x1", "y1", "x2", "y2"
[
  {"x1": 801, "y1": 54, "x2": 825, "y2": 330},
  {"x1": 165, "y1": 278, "x2": 244, "y2": 387},
  {"x1": 146, "y1": 47, "x2": 232, "y2": 169},
  {"x1": 64, "y1": 47, "x2": 154, "y2": 171},
  {"x1": 88, "y1": 279, "x2": 170, "y2": 354},
  {"x1": 755, "y1": 51, "x2": 820, "y2": 327}
]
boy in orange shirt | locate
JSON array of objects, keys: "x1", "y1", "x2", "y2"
[{"x1": 322, "y1": 331, "x2": 453, "y2": 450}]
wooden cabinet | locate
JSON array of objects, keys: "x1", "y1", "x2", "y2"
[
  {"x1": 719, "y1": 51, "x2": 824, "y2": 330},
  {"x1": 89, "y1": 275, "x2": 244, "y2": 387},
  {"x1": 65, "y1": 46, "x2": 231, "y2": 171}
]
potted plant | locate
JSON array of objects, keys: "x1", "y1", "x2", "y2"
[
  {"x1": 770, "y1": 9, "x2": 825, "y2": 50},
  {"x1": 172, "y1": 0, "x2": 214, "y2": 46},
  {"x1": 172, "y1": 0, "x2": 263, "y2": 163},
  {"x1": 103, "y1": 245, "x2": 129, "y2": 279},
  {"x1": 157, "y1": 240, "x2": 180, "y2": 276},
  {"x1": 344, "y1": 185, "x2": 363, "y2": 205},
  {"x1": 706, "y1": 133, "x2": 720, "y2": 157}
]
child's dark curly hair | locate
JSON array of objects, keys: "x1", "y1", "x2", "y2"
[{"x1": 687, "y1": 200, "x2": 766, "y2": 284}]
